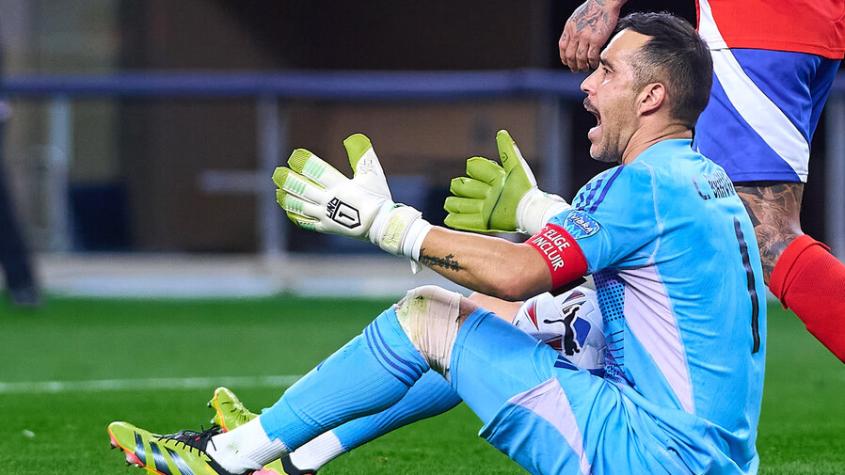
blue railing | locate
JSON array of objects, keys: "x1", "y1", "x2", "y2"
[{"x1": 1, "y1": 70, "x2": 588, "y2": 99}]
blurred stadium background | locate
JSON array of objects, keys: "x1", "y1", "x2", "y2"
[
  {"x1": 0, "y1": 2, "x2": 843, "y2": 474},
  {"x1": 0, "y1": 0, "x2": 842, "y2": 299}
]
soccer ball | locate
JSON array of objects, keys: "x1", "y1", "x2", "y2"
[{"x1": 512, "y1": 286, "x2": 606, "y2": 371}]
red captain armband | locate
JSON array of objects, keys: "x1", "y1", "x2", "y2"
[{"x1": 526, "y1": 223, "x2": 588, "y2": 290}]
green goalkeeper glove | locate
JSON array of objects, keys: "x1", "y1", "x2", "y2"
[
  {"x1": 444, "y1": 130, "x2": 570, "y2": 235},
  {"x1": 273, "y1": 134, "x2": 431, "y2": 258}
]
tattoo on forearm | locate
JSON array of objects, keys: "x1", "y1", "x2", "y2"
[
  {"x1": 573, "y1": 0, "x2": 610, "y2": 33},
  {"x1": 419, "y1": 252, "x2": 464, "y2": 272},
  {"x1": 735, "y1": 183, "x2": 804, "y2": 282}
]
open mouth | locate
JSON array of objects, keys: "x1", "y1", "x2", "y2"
[
  {"x1": 584, "y1": 99, "x2": 601, "y2": 126},
  {"x1": 584, "y1": 99, "x2": 602, "y2": 144}
]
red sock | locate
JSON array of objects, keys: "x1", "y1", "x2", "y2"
[{"x1": 770, "y1": 235, "x2": 845, "y2": 362}]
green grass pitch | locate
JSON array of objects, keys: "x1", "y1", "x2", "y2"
[{"x1": 0, "y1": 296, "x2": 842, "y2": 474}]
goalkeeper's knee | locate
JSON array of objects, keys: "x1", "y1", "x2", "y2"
[{"x1": 395, "y1": 286, "x2": 475, "y2": 377}]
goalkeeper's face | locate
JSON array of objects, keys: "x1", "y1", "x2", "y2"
[{"x1": 580, "y1": 30, "x2": 650, "y2": 164}]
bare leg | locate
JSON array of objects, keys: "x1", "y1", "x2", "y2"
[
  {"x1": 735, "y1": 182, "x2": 804, "y2": 284},
  {"x1": 739, "y1": 181, "x2": 845, "y2": 360},
  {"x1": 466, "y1": 292, "x2": 523, "y2": 322}
]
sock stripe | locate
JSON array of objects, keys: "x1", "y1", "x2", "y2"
[
  {"x1": 372, "y1": 318, "x2": 426, "y2": 380},
  {"x1": 364, "y1": 323, "x2": 416, "y2": 386},
  {"x1": 367, "y1": 324, "x2": 414, "y2": 386},
  {"x1": 364, "y1": 325, "x2": 409, "y2": 385}
]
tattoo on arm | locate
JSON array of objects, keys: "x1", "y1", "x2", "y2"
[
  {"x1": 735, "y1": 183, "x2": 804, "y2": 282},
  {"x1": 419, "y1": 251, "x2": 464, "y2": 272},
  {"x1": 573, "y1": 0, "x2": 610, "y2": 33}
]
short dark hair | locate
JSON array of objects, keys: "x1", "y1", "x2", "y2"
[{"x1": 616, "y1": 12, "x2": 713, "y2": 128}]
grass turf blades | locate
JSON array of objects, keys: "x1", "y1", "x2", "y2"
[{"x1": 0, "y1": 297, "x2": 842, "y2": 474}]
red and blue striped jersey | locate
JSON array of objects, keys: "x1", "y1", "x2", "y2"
[{"x1": 696, "y1": 0, "x2": 845, "y2": 59}]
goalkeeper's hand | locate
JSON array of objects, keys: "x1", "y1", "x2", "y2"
[
  {"x1": 444, "y1": 130, "x2": 570, "y2": 236},
  {"x1": 273, "y1": 133, "x2": 431, "y2": 258}
]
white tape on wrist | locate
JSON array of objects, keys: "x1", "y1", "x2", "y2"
[
  {"x1": 368, "y1": 201, "x2": 398, "y2": 243},
  {"x1": 369, "y1": 203, "x2": 430, "y2": 257},
  {"x1": 404, "y1": 219, "x2": 432, "y2": 260},
  {"x1": 406, "y1": 219, "x2": 432, "y2": 274},
  {"x1": 516, "y1": 188, "x2": 570, "y2": 235}
]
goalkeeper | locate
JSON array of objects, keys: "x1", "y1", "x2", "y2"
[
  {"x1": 202, "y1": 131, "x2": 606, "y2": 471},
  {"x1": 109, "y1": 13, "x2": 766, "y2": 475}
]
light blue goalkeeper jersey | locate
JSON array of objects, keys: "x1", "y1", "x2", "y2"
[{"x1": 548, "y1": 138, "x2": 767, "y2": 471}]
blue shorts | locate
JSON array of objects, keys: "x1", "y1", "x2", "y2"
[
  {"x1": 693, "y1": 49, "x2": 840, "y2": 183},
  {"x1": 450, "y1": 310, "x2": 753, "y2": 475}
]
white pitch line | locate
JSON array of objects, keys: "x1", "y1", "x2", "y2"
[{"x1": 0, "y1": 375, "x2": 303, "y2": 395}]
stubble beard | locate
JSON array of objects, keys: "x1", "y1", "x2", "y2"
[{"x1": 590, "y1": 132, "x2": 621, "y2": 164}]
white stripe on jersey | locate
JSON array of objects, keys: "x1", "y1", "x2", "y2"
[
  {"x1": 622, "y1": 265, "x2": 695, "y2": 414},
  {"x1": 698, "y1": 0, "x2": 810, "y2": 180},
  {"x1": 697, "y1": 0, "x2": 728, "y2": 50},
  {"x1": 509, "y1": 378, "x2": 592, "y2": 475}
]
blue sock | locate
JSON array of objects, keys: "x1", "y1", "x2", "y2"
[
  {"x1": 259, "y1": 307, "x2": 429, "y2": 450},
  {"x1": 333, "y1": 370, "x2": 461, "y2": 451}
]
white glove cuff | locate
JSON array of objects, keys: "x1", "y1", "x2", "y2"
[
  {"x1": 516, "y1": 188, "x2": 570, "y2": 235},
  {"x1": 369, "y1": 202, "x2": 431, "y2": 257},
  {"x1": 405, "y1": 219, "x2": 432, "y2": 261}
]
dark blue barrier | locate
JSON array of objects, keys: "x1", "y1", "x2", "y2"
[
  {"x1": 2, "y1": 69, "x2": 842, "y2": 100},
  {"x1": 0, "y1": 70, "x2": 588, "y2": 100}
]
